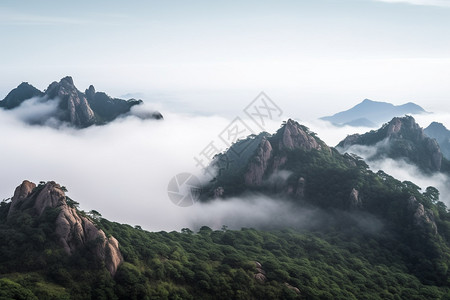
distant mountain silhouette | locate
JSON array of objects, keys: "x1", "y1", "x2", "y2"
[
  {"x1": 425, "y1": 122, "x2": 450, "y2": 160},
  {"x1": 321, "y1": 99, "x2": 427, "y2": 127}
]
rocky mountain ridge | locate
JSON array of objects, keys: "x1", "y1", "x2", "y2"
[
  {"x1": 204, "y1": 118, "x2": 441, "y2": 243},
  {"x1": 6, "y1": 180, "x2": 123, "y2": 276},
  {"x1": 0, "y1": 76, "x2": 163, "y2": 128},
  {"x1": 0, "y1": 82, "x2": 44, "y2": 109},
  {"x1": 199, "y1": 119, "x2": 450, "y2": 288},
  {"x1": 209, "y1": 119, "x2": 332, "y2": 198},
  {"x1": 244, "y1": 119, "x2": 329, "y2": 187},
  {"x1": 337, "y1": 116, "x2": 449, "y2": 173}
]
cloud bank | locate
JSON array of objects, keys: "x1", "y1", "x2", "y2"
[
  {"x1": 0, "y1": 101, "x2": 284, "y2": 231},
  {"x1": 341, "y1": 142, "x2": 450, "y2": 205},
  {"x1": 9, "y1": 96, "x2": 62, "y2": 127},
  {"x1": 1, "y1": 98, "x2": 447, "y2": 232}
]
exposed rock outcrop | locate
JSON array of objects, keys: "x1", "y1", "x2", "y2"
[
  {"x1": 84, "y1": 83, "x2": 159, "y2": 122},
  {"x1": 7, "y1": 180, "x2": 36, "y2": 220},
  {"x1": 245, "y1": 138, "x2": 273, "y2": 186},
  {"x1": 211, "y1": 119, "x2": 330, "y2": 199},
  {"x1": 349, "y1": 188, "x2": 362, "y2": 209},
  {"x1": 407, "y1": 196, "x2": 438, "y2": 235},
  {"x1": 214, "y1": 187, "x2": 225, "y2": 198},
  {"x1": 272, "y1": 155, "x2": 287, "y2": 171},
  {"x1": 295, "y1": 177, "x2": 305, "y2": 200},
  {"x1": 243, "y1": 120, "x2": 326, "y2": 187},
  {"x1": 253, "y1": 261, "x2": 267, "y2": 284},
  {"x1": 46, "y1": 76, "x2": 96, "y2": 127},
  {"x1": 7, "y1": 180, "x2": 123, "y2": 275},
  {"x1": 386, "y1": 117, "x2": 404, "y2": 136},
  {"x1": 284, "y1": 282, "x2": 301, "y2": 295},
  {"x1": 337, "y1": 116, "x2": 445, "y2": 173},
  {"x1": 338, "y1": 134, "x2": 361, "y2": 149},
  {"x1": 278, "y1": 119, "x2": 322, "y2": 151},
  {"x1": 254, "y1": 273, "x2": 267, "y2": 284}
]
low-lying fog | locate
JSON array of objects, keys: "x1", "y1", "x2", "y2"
[{"x1": 0, "y1": 97, "x2": 448, "y2": 231}]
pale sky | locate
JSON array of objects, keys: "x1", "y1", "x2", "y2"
[{"x1": 2, "y1": 0, "x2": 450, "y2": 118}]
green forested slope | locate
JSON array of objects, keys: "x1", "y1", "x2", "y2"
[{"x1": 1, "y1": 193, "x2": 450, "y2": 299}]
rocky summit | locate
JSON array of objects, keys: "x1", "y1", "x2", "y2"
[
  {"x1": 337, "y1": 115, "x2": 449, "y2": 173},
  {"x1": 0, "y1": 76, "x2": 163, "y2": 128},
  {"x1": 6, "y1": 180, "x2": 123, "y2": 276},
  {"x1": 202, "y1": 119, "x2": 443, "y2": 271},
  {"x1": 206, "y1": 119, "x2": 332, "y2": 198}
]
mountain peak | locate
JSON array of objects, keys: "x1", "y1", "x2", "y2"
[
  {"x1": 17, "y1": 82, "x2": 32, "y2": 88},
  {"x1": 46, "y1": 76, "x2": 78, "y2": 96},
  {"x1": 206, "y1": 119, "x2": 330, "y2": 193},
  {"x1": 428, "y1": 121, "x2": 447, "y2": 131},
  {"x1": 1, "y1": 76, "x2": 163, "y2": 128},
  {"x1": 338, "y1": 116, "x2": 445, "y2": 173},
  {"x1": 385, "y1": 115, "x2": 419, "y2": 136},
  {"x1": 87, "y1": 84, "x2": 96, "y2": 93},
  {"x1": 85, "y1": 85, "x2": 96, "y2": 99},
  {"x1": 0, "y1": 82, "x2": 43, "y2": 109},
  {"x1": 276, "y1": 119, "x2": 323, "y2": 151},
  {"x1": 321, "y1": 99, "x2": 427, "y2": 128},
  {"x1": 60, "y1": 76, "x2": 74, "y2": 85},
  {"x1": 6, "y1": 180, "x2": 123, "y2": 275},
  {"x1": 45, "y1": 77, "x2": 96, "y2": 127}
]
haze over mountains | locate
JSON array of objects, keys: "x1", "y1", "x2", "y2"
[
  {"x1": 0, "y1": 76, "x2": 163, "y2": 128},
  {"x1": 320, "y1": 99, "x2": 427, "y2": 127},
  {"x1": 3, "y1": 0, "x2": 450, "y2": 297},
  {"x1": 1, "y1": 77, "x2": 450, "y2": 300},
  {"x1": 3, "y1": 117, "x2": 450, "y2": 298},
  {"x1": 335, "y1": 116, "x2": 450, "y2": 206},
  {"x1": 201, "y1": 118, "x2": 450, "y2": 288}
]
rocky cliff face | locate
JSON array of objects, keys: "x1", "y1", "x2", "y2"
[
  {"x1": 407, "y1": 196, "x2": 438, "y2": 235},
  {"x1": 244, "y1": 138, "x2": 273, "y2": 186},
  {"x1": 241, "y1": 119, "x2": 327, "y2": 188},
  {"x1": 7, "y1": 180, "x2": 123, "y2": 276},
  {"x1": 337, "y1": 116, "x2": 445, "y2": 173},
  {"x1": 277, "y1": 119, "x2": 322, "y2": 151},
  {"x1": 349, "y1": 188, "x2": 362, "y2": 209},
  {"x1": 84, "y1": 84, "x2": 163, "y2": 122},
  {"x1": 0, "y1": 76, "x2": 163, "y2": 128},
  {"x1": 46, "y1": 77, "x2": 96, "y2": 127},
  {"x1": 208, "y1": 119, "x2": 338, "y2": 200}
]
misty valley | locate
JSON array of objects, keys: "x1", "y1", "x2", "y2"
[{"x1": 1, "y1": 78, "x2": 450, "y2": 299}]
